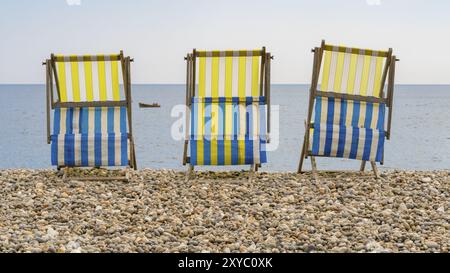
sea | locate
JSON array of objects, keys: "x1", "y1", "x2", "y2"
[{"x1": 0, "y1": 84, "x2": 449, "y2": 172}]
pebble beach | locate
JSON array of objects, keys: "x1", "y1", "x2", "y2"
[{"x1": 0, "y1": 169, "x2": 448, "y2": 253}]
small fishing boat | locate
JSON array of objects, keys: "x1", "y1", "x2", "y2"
[{"x1": 139, "y1": 102, "x2": 161, "y2": 108}]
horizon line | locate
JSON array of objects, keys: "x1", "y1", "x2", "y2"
[{"x1": 1, "y1": 83, "x2": 450, "y2": 86}]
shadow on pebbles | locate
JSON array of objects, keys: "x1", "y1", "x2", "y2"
[{"x1": 0, "y1": 169, "x2": 448, "y2": 253}]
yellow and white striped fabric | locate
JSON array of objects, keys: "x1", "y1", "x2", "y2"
[
  {"x1": 54, "y1": 54, "x2": 123, "y2": 102},
  {"x1": 196, "y1": 50, "x2": 262, "y2": 98},
  {"x1": 319, "y1": 46, "x2": 388, "y2": 97}
]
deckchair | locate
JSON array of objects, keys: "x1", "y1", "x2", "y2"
[
  {"x1": 298, "y1": 41, "x2": 398, "y2": 179},
  {"x1": 183, "y1": 48, "x2": 272, "y2": 180},
  {"x1": 43, "y1": 51, "x2": 136, "y2": 181}
]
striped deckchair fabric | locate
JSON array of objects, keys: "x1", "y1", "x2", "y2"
[
  {"x1": 299, "y1": 41, "x2": 397, "y2": 177},
  {"x1": 51, "y1": 107, "x2": 129, "y2": 167},
  {"x1": 45, "y1": 51, "x2": 136, "y2": 171},
  {"x1": 190, "y1": 97, "x2": 267, "y2": 166},
  {"x1": 184, "y1": 48, "x2": 271, "y2": 169},
  {"x1": 53, "y1": 54, "x2": 124, "y2": 103},
  {"x1": 195, "y1": 50, "x2": 262, "y2": 98}
]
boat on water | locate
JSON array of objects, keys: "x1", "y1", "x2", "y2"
[{"x1": 139, "y1": 102, "x2": 161, "y2": 108}]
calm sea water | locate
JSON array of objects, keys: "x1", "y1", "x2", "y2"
[{"x1": 0, "y1": 84, "x2": 449, "y2": 171}]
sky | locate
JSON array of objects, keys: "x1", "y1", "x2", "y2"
[{"x1": 1, "y1": 0, "x2": 450, "y2": 84}]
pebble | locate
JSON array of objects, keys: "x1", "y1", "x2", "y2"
[
  {"x1": 420, "y1": 177, "x2": 432, "y2": 183},
  {"x1": 398, "y1": 203, "x2": 408, "y2": 212},
  {"x1": 0, "y1": 169, "x2": 448, "y2": 253},
  {"x1": 45, "y1": 227, "x2": 58, "y2": 241},
  {"x1": 381, "y1": 209, "x2": 393, "y2": 217},
  {"x1": 425, "y1": 241, "x2": 440, "y2": 249}
]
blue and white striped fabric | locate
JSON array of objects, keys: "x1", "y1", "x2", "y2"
[
  {"x1": 309, "y1": 97, "x2": 386, "y2": 162},
  {"x1": 51, "y1": 107, "x2": 129, "y2": 167},
  {"x1": 190, "y1": 96, "x2": 267, "y2": 166}
]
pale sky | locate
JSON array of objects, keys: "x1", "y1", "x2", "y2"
[{"x1": 1, "y1": 0, "x2": 450, "y2": 84}]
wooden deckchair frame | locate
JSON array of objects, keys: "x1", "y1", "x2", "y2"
[
  {"x1": 298, "y1": 40, "x2": 398, "y2": 179},
  {"x1": 43, "y1": 51, "x2": 137, "y2": 181},
  {"x1": 183, "y1": 47, "x2": 272, "y2": 181}
]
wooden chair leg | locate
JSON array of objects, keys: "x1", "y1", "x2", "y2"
[
  {"x1": 248, "y1": 164, "x2": 256, "y2": 183},
  {"x1": 132, "y1": 145, "x2": 137, "y2": 170},
  {"x1": 360, "y1": 161, "x2": 367, "y2": 172},
  {"x1": 131, "y1": 140, "x2": 137, "y2": 170},
  {"x1": 371, "y1": 161, "x2": 380, "y2": 179},
  {"x1": 310, "y1": 156, "x2": 318, "y2": 181},
  {"x1": 62, "y1": 167, "x2": 68, "y2": 182},
  {"x1": 185, "y1": 164, "x2": 194, "y2": 182},
  {"x1": 297, "y1": 135, "x2": 307, "y2": 174},
  {"x1": 298, "y1": 120, "x2": 309, "y2": 174}
]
